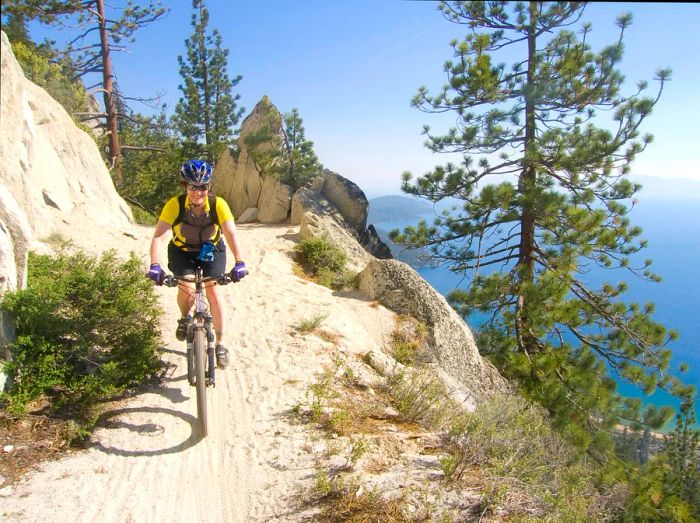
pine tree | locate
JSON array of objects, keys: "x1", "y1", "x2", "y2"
[
  {"x1": 391, "y1": 1, "x2": 690, "y2": 453},
  {"x1": 665, "y1": 397, "x2": 700, "y2": 516},
  {"x1": 279, "y1": 108, "x2": 323, "y2": 188},
  {"x1": 174, "y1": 0, "x2": 244, "y2": 163},
  {"x1": 245, "y1": 106, "x2": 322, "y2": 189},
  {"x1": 626, "y1": 397, "x2": 699, "y2": 521}
]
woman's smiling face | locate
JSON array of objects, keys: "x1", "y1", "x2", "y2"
[{"x1": 186, "y1": 183, "x2": 210, "y2": 205}]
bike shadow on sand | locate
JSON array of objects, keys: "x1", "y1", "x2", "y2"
[
  {"x1": 92, "y1": 406, "x2": 203, "y2": 456},
  {"x1": 91, "y1": 343, "x2": 207, "y2": 455}
]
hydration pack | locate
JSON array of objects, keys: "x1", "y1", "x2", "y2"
[{"x1": 172, "y1": 193, "x2": 221, "y2": 250}]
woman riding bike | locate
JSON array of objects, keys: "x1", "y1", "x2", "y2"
[{"x1": 147, "y1": 159, "x2": 247, "y2": 369}]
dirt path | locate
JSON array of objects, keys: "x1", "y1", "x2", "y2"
[{"x1": 2, "y1": 222, "x2": 396, "y2": 522}]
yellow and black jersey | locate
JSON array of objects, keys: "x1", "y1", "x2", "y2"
[{"x1": 158, "y1": 194, "x2": 234, "y2": 252}]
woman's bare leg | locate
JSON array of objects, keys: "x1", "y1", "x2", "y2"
[
  {"x1": 177, "y1": 282, "x2": 195, "y2": 317},
  {"x1": 205, "y1": 283, "x2": 225, "y2": 345}
]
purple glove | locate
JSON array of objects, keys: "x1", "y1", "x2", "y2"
[
  {"x1": 147, "y1": 263, "x2": 165, "y2": 285},
  {"x1": 230, "y1": 261, "x2": 248, "y2": 282}
]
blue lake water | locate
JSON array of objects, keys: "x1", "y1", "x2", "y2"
[{"x1": 374, "y1": 199, "x2": 700, "y2": 429}]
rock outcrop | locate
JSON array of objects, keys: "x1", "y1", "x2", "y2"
[
  {"x1": 214, "y1": 96, "x2": 392, "y2": 263},
  {"x1": 359, "y1": 259, "x2": 509, "y2": 408},
  {"x1": 257, "y1": 175, "x2": 293, "y2": 223},
  {"x1": 212, "y1": 96, "x2": 291, "y2": 224},
  {"x1": 321, "y1": 170, "x2": 368, "y2": 232},
  {"x1": 293, "y1": 185, "x2": 373, "y2": 272},
  {"x1": 291, "y1": 169, "x2": 393, "y2": 267}
]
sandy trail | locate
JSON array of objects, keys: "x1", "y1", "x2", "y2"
[{"x1": 2, "y1": 222, "x2": 396, "y2": 522}]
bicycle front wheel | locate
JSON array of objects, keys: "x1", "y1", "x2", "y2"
[{"x1": 194, "y1": 327, "x2": 208, "y2": 437}]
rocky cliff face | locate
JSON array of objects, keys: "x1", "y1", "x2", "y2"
[
  {"x1": 359, "y1": 259, "x2": 509, "y2": 406},
  {"x1": 0, "y1": 31, "x2": 132, "y2": 296}
]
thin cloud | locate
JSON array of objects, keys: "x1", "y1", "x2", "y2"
[{"x1": 370, "y1": 24, "x2": 441, "y2": 63}]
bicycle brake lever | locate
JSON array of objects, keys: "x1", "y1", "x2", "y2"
[
  {"x1": 163, "y1": 275, "x2": 177, "y2": 287},
  {"x1": 216, "y1": 275, "x2": 232, "y2": 285}
]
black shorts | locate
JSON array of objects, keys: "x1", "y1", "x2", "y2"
[{"x1": 168, "y1": 240, "x2": 226, "y2": 278}]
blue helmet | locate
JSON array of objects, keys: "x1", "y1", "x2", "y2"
[{"x1": 180, "y1": 159, "x2": 213, "y2": 185}]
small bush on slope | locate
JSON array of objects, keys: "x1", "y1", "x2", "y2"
[
  {"x1": 1, "y1": 249, "x2": 162, "y2": 418},
  {"x1": 295, "y1": 236, "x2": 347, "y2": 274},
  {"x1": 294, "y1": 236, "x2": 357, "y2": 291}
]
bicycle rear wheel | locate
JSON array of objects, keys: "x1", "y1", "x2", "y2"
[{"x1": 194, "y1": 328, "x2": 208, "y2": 437}]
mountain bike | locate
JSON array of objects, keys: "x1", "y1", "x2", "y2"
[{"x1": 163, "y1": 268, "x2": 233, "y2": 437}]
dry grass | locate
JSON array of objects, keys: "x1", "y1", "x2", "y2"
[
  {"x1": 298, "y1": 312, "x2": 614, "y2": 522},
  {"x1": 314, "y1": 473, "x2": 407, "y2": 522},
  {"x1": 390, "y1": 315, "x2": 428, "y2": 366},
  {"x1": 316, "y1": 329, "x2": 341, "y2": 345}
]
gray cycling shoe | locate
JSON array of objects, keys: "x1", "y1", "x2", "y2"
[
  {"x1": 176, "y1": 316, "x2": 191, "y2": 341},
  {"x1": 216, "y1": 345, "x2": 229, "y2": 369}
]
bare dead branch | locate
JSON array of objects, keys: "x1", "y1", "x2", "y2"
[{"x1": 120, "y1": 145, "x2": 167, "y2": 153}]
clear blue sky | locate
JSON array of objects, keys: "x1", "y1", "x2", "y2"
[{"x1": 25, "y1": 1, "x2": 700, "y2": 198}]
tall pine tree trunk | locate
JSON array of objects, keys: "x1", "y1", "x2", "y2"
[
  {"x1": 97, "y1": 0, "x2": 122, "y2": 185},
  {"x1": 198, "y1": 0, "x2": 213, "y2": 163},
  {"x1": 516, "y1": 1, "x2": 539, "y2": 357}
]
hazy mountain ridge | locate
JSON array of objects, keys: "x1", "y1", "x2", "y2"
[{"x1": 367, "y1": 195, "x2": 434, "y2": 223}]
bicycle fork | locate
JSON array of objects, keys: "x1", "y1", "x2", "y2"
[
  {"x1": 206, "y1": 318, "x2": 216, "y2": 387},
  {"x1": 186, "y1": 317, "x2": 217, "y2": 388}
]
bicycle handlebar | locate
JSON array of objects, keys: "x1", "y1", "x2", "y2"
[{"x1": 162, "y1": 273, "x2": 234, "y2": 287}]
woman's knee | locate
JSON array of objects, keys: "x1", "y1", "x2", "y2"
[{"x1": 206, "y1": 285, "x2": 221, "y2": 306}]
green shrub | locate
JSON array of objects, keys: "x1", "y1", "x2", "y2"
[
  {"x1": 1, "y1": 250, "x2": 163, "y2": 415},
  {"x1": 295, "y1": 236, "x2": 347, "y2": 274},
  {"x1": 295, "y1": 236, "x2": 356, "y2": 290},
  {"x1": 296, "y1": 314, "x2": 327, "y2": 334},
  {"x1": 390, "y1": 316, "x2": 428, "y2": 366},
  {"x1": 387, "y1": 369, "x2": 454, "y2": 428}
]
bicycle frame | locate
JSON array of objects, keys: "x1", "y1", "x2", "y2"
[{"x1": 186, "y1": 266, "x2": 216, "y2": 387}]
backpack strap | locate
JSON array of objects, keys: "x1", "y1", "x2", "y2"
[
  {"x1": 208, "y1": 194, "x2": 219, "y2": 226},
  {"x1": 173, "y1": 194, "x2": 188, "y2": 228}
]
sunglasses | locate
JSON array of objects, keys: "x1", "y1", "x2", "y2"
[{"x1": 186, "y1": 183, "x2": 211, "y2": 192}]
